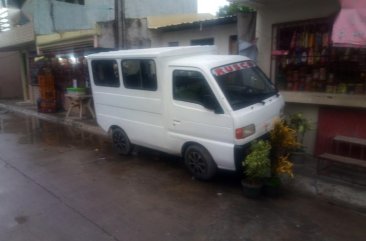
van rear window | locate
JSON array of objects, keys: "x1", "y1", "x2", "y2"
[
  {"x1": 121, "y1": 60, "x2": 157, "y2": 91},
  {"x1": 91, "y1": 60, "x2": 120, "y2": 87}
]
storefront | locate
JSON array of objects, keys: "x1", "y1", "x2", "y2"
[
  {"x1": 30, "y1": 49, "x2": 92, "y2": 113},
  {"x1": 29, "y1": 29, "x2": 113, "y2": 114},
  {"x1": 236, "y1": 0, "x2": 366, "y2": 156}
]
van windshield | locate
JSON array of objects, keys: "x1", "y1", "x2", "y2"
[{"x1": 211, "y1": 61, "x2": 277, "y2": 111}]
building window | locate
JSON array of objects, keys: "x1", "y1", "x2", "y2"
[
  {"x1": 56, "y1": 0, "x2": 85, "y2": 5},
  {"x1": 173, "y1": 70, "x2": 222, "y2": 113},
  {"x1": 272, "y1": 18, "x2": 366, "y2": 95},
  {"x1": 121, "y1": 59, "x2": 157, "y2": 91},
  {"x1": 168, "y1": 42, "x2": 179, "y2": 47},
  {"x1": 91, "y1": 60, "x2": 120, "y2": 87},
  {"x1": 191, "y1": 38, "x2": 214, "y2": 46}
]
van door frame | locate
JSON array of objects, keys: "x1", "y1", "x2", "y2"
[{"x1": 165, "y1": 66, "x2": 236, "y2": 170}]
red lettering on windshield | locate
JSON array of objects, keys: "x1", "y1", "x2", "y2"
[
  {"x1": 233, "y1": 63, "x2": 241, "y2": 71},
  {"x1": 239, "y1": 62, "x2": 249, "y2": 68},
  {"x1": 214, "y1": 68, "x2": 225, "y2": 76},
  {"x1": 212, "y1": 61, "x2": 255, "y2": 76},
  {"x1": 224, "y1": 66, "x2": 234, "y2": 72}
]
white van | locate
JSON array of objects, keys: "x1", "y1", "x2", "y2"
[{"x1": 86, "y1": 46, "x2": 284, "y2": 180}]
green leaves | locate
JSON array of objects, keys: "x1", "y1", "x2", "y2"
[
  {"x1": 217, "y1": 3, "x2": 255, "y2": 17},
  {"x1": 287, "y1": 112, "x2": 312, "y2": 145},
  {"x1": 243, "y1": 140, "x2": 271, "y2": 182}
]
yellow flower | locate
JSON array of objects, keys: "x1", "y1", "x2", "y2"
[
  {"x1": 276, "y1": 155, "x2": 294, "y2": 178},
  {"x1": 270, "y1": 120, "x2": 300, "y2": 150}
]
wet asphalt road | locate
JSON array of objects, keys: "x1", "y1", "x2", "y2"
[{"x1": 0, "y1": 111, "x2": 365, "y2": 241}]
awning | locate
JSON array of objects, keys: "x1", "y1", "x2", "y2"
[
  {"x1": 36, "y1": 28, "x2": 99, "y2": 55},
  {"x1": 37, "y1": 38, "x2": 95, "y2": 55},
  {"x1": 332, "y1": 0, "x2": 366, "y2": 48},
  {"x1": 147, "y1": 13, "x2": 215, "y2": 29}
]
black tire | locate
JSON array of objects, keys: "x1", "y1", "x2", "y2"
[
  {"x1": 112, "y1": 128, "x2": 132, "y2": 155},
  {"x1": 184, "y1": 145, "x2": 217, "y2": 180}
]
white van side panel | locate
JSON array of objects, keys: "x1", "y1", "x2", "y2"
[
  {"x1": 87, "y1": 56, "x2": 170, "y2": 151},
  {"x1": 93, "y1": 89, "x2": 166, "y2": 148}
]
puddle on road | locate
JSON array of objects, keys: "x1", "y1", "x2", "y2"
[
  {"x1": 0, "y1": 111, "x2": 110, "y2": 152},
  {"x1": 0, "y1": 111, "x2": 128, "y2": 176}
]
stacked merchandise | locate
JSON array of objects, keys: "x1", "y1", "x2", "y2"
[
  {"x1": 273, "y1": 18, "x2": 366, "y2": 94},
  {"x1": 37, "y1": 69, "x2": 56, "y2": 113}
]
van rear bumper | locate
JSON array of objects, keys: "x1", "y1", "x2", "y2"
[{"x1": 234, "y1": 133, "x2": 270, "y2": 175}]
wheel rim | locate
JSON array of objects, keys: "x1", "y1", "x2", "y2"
[
  {"x1": 113, "y1": 131, "x2": 128, "y2": 152},
  {"x1": 186, "y1": 151, "x2": 207, "y2": 176}
]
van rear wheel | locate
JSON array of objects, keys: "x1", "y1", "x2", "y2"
[
  {"x1": 112, "y1": 128, "x2": 132, "y2": 155},
  {"x1": 184, "y1": 145, "x2": 217, "y2": 180}
]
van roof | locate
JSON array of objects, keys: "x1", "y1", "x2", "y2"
[
  {"x1": 86, "y1": 46, "x2": 217, "y2": 59},
  {"x1": 168, "y1": 54, "x2": 251, "y2": 69}
]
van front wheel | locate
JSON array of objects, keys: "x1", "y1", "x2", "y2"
[
  {"x1": 184, "y1": 145, "x2": 217, "y2": 180},
  {"x1": 112, "y1": 128, "x2": 132, "y2": 155}
]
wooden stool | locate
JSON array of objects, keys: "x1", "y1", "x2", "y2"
[{"x1": 65, "y1": 94, "x2": 95, "y2": 119}]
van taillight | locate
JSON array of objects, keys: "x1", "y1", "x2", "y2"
[{"x1": 235, "y1": 124, "x2": 255, "y2": 139}]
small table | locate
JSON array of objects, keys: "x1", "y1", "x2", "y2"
[{"x1": 65, "y1": 94, "x2": 95, "y2": 119}]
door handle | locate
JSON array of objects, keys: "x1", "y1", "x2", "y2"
[{"x1": 173, "y1": 120, "x2": 181, "y2": 126}]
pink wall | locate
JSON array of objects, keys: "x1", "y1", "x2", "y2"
[{"x1": 0, "y1": 51, "x2": 23, "y2": 99}]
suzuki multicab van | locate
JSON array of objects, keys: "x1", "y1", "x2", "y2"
[{"x1": 87, "y1": 46, "x2": 284, "y2": 180}]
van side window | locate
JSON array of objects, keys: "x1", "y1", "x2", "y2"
[
  {"x1": 91, "y1": 60, "x2": 120, "y2": 87},
  {"x1": 121, "y1": 60, "x2": 157, "y2": 91},
  {"x1": 173, "y1": 70, "x2": 223, "y2": 113}
]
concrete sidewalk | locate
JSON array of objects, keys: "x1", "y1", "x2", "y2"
[{"x1": 1, "y1": 99, "x2": 365, "y2": 212}]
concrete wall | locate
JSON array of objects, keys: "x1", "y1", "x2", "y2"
[
  {"x1": 97, "y1": 21, "x2": 115, "y2": 49},
  {"x1": 85, "y1": 0, "x2": 115, "y2": 23},
  {"x1": 0, "y1": 52, "x2": 23, "y2": 99},
  {"x1": 124, "y1": 0, "x2": 197, "y2": 18},
  {"x1": 0, "y1": 23, "x2": 34, "y2": 49},
  {"x1": 52, "y1": 1, "x2": 89, "y2": 31},
  {"x1": 30, "y1": 0, "x2": 54, "y2": 35},
  {"x1": 25, "y1": 0, "x2": 195, "y2": 35},
  {"x1": 24, "y1": 0, "x2": 115, "y2": 35},
  {"x1": 151, "y1": 23, "x2": 237, "y2": 55},
  {"x1": 125, "y1": 18, "x2": 151, "y2": 49}
]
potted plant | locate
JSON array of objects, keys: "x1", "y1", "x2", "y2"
[
  {"x1": 242, "y1": 140, "x2": 271, "y2": 198},
  {"x1": 270, "y1": 119, "x2": 300, "y2": 159},
  {"x1": 287, "y1": 112, "x2": 312, "y2": 149},
  {"x1": 264, "y1": 119, "x2": 299, "y2": 196},
  {"x1": 264, "y1": 154, "x2": 295, "y2": 196},
  {"x1": 287, "y1": 112, "x2": 312, "y2": 162}
]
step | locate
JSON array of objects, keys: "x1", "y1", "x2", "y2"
[
  {"x1": 334, "y1": 135, "x2": 366, "y2": 147},
  {"x1": 319, "y1": 153, "x2": 366, "y2": 168}
]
